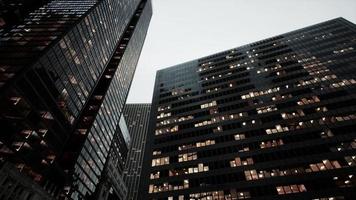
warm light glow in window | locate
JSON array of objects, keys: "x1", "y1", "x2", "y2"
[
  {"x1": 190, "y1": 189, "x2": 250, "y2": 199},
  {"x1": 234, "y1": 133, "x2": 246, "y2": 140},
  {"x1": 297, "y1": 96, "x2": 320, "y2": 105},
  {"x1": 169, "y1": 163, "x2": 209, "y2": 176},
  {"x1": 155, "y1": 125, "x2": 178, "y2": 135},
  {"x1": 276, "y1": 184, "x2": 307, "y2": 195},
  {"x1": 151, "y1": 156, "x2": 169, "y2": 167},
  {"x1": 178, "y1": 152, "x2": 197, "y2": 162},
  {"x1": 157, "y1": 112, "x2": 171, "y2": 119},
  {"x1": 309, "y1": 160, "x2": 341, "y2": 172},
  {"x1": 230, "y1": 157, "x2": 254, "y2": 167},
  {"x1": 265, "y1": 125, "x2": 289, "y2": 134},
  {"x1": 260, "y1": 139, "x2": 284, "y2": 149},
  {"x1": 178, "y1": 140, "x2": 215, "y2": 151},
  {"x1": 148, "y1": 179, "x2": 189, "y2": 193},
  {"x1": 201, "y1": 101, "x2": 217, "y2": 109},
  {"x1": 256, "y1": 105, "x2": 277, "y2": 114},
  {"x1": 241, "y1": 87, "x2": 280, "y2": 99}
]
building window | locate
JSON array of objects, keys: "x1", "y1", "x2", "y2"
[
  {"x1": 237, "y1": 191, "x2": 251, "y2": 199},
  {"x1": 276, "y1": 184, "x2": 307, "y2": 195},
  {"x1": 320, "y1": 130, "x2": 334, "y2": 138},
  {"x1": 256, "y1": 105, "x2": 277, "y2": 114},
  {"x1": 281, "y1": 109, "x2": 305, "y2": 119},
  {"x1": 169, "y1": 163, "x2": 209, "y2": 176},
  {"x1": 265, "y1": 125, "x2": 289, "y2": 134},
  {"x1": 178, "y1": 152, "x2": 197, "y2": 162},
  {"x1": 148, "y1": 180, "x2": 189, "y2": 193},
  {"x1": 244, "y1": 170, "x2": 258, "y2": 181},
  {"x1": 179, "y1": 140, "x2": 215, "y2": 151},
  {"x1": 157, "y1": 112, "x2": 171, "y2": 119},
  {"x1": 230, "y1": 157, "x2": 254, "y2": 167},
  {"x1": 234, "y1": 133, "x2": 246, "y2": 140},
  {"x1": 201, "y1": 101, "x2": 217, "y2": 109},
  {"x1": 260, "y1": 139, "x2": 284, "y2": 149},
  {"x1": 157, "y1": 115, "x2": 194, "y2": 127},
  {"x1": 155, "y1": 125, "x2": 179, "y2": 135},
  {"x1": 158, "y1": 105, "x2": 171, "y2": 111},
  {"x1": 151, "y1": 156, "x2": 169, "y2": 167},
  {"x1": 189, "y1": 189, "x2": 250, "y2": 199},
  {"x1": 333, "y1": 46, "x2": 354, "y2": 54},
  {"x1": 150, "y1": 171, "x2": 160, "y2": 179},
  {"x1": 345, "y1": 155, "x2": 356, "y2": 166},
  {"x1": 297, "y1": 96, "x2": 320, "y2": 105},
  {"x1": 308, "y1": 160, "x2": 341, "y2": 172},
  {"x1": 241, "y1": 87, "x2": 280, "y2": 99},
  {"x1": 153, "y1": 150, "x2": 161, "y2": 155}
]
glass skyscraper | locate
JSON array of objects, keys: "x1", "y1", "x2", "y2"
[
  {"x1": 123, "y1": 103, "x2": 151, "y2": 200},
  {"x1": 0, "y1": 0, "x2": 50, "y2": 30},
  {"x1": 0, "y1": 0, "x2": 152, "y2": 199},
  {"x1": 140, "y1": 18, "x2": 356, "y2": 200}
]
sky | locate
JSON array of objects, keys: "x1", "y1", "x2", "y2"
[{"x1": 127, "y1": 0, "x2": 356, "y2": 103}]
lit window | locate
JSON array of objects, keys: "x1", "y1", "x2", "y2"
[
  {"x1": 155, "y1": 125, "x2": 178, "y2": 135},
  {"x1": 297, "y1": 96, "x2": 320, "y2": 105},
  {"x1": 260, "y1": 139, "x2": 284, "y2": 149},
  {"x1": 189, "y1": 189, "x2": 250, "y2": 199},
  {"x1": 320, "y1": 130, "x2": 334, "y2": 138},
  {"x1": 256, "y1": 105, "x2": 277, "y2": 114},
  {"x1": 241, "y1": 87, "x2": 280, "y2": 99},
  {"x1": 213, "y1": 126, "x2": 223, "y2": 133},
  {"x1": 237, "y1": 191, "x2": 251, "y2": 199},
  {"x1": 151, "y1": 156, "x2": 169, "y2": 167},
  {"x1": 201, "y1": 101, "x2": 217, "y2": 109},
  {"x1": 157, "y1": 112, "x2": 171, "y2": 119},
  {"x1": 276, "y1": 184, "x2": 307, "y2": 195},
  {"x1": 345, "y1": 155, "x2": 356, "y2": 166},
  {"x1": 234, "y1": 134, "x2": 246, "y2": 140},
  {"x1": 178, "y1": 140, "x2": 215, "y2": 151},
  {"x1": 178, "y1": 152, "x2": 197, "y2": 162},
  {"x1": 245, "y1": 170, "x2": 258, "y2": 180},
  {"x1": 230, "y1": 157, "x2": 254, "y2": 167},
  {"x1": 308, "y1": 160, "x2": 341, "y2": 172},
  {"x1": 281, "y1": 109, "x2": 305, "y2": 119},
  {"x1": 265, "y1": 125, "x2": 289, "y2": 134},
  {"x1": 152, "y1": 150, "x2": 161, "y2": 155},
  {"x1": 333, "y1": 46, "x2": 354, "y2": 54},
  {"x1": 150, "y1": 171, "x2": 160, "y2": 179},
  {"x1": 40, "y1": 111, "x2": 54, "y2": 120},
  {"x1": 158, "y1": 105, "x2": 171, "y2": 111},
  {"x1": 169, "y1": 163, "x2": 209, "y2": 177}
]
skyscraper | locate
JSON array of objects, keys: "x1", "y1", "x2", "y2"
[
  {"x1": 0, "y1": 0, "x2": 152, "y2": 199},
  {"x1": 140, "y1": 18, "x2": 356, "y2": 200},
  {"x1": 123, "y1": 103, "x2": 151, "y2": 200}
]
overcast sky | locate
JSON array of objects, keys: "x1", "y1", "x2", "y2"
[{"x1": 127, "y1": 0, "x2": 356, "y2": 103}]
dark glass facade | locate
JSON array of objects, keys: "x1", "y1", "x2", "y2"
[
  {"x1": 94, "y1": 116, "x2": 131, "y2": 200},
  {"x1": 140, "y1": 18, "x2": 356, "y2": 200},
  {"x1": 123, "y1": 103, "x2": 151, "y2": 200},
  {"x1": 0, "y1": 0, "x2": 152, "y2": 199},
  {"x1": 0, "y1": 0, "x2": 50, "y2": 30},
  {"x1": 0, "y1": 162, "x2": 52, "y2": 200}
]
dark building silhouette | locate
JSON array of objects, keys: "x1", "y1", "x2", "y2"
[
  {"x1": 140, "y1": 18, "x2": 356, "y2": 200},
  {"x1": 0, "y1": 0, "x2": 152, "y2": 199},
  {"x1": 123, "y1": 103, "x2": 151, "y2": 200}
]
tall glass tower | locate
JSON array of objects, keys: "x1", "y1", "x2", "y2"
[
  {"x1": 0, "y1": 0, "x2": 152, "y2": 199},
  {"x1": 123, "y1": 103, "x2": 151, "y2": 200},
  {"x1": 141, "y1": 18, "x2": 356, "y2": 200}
]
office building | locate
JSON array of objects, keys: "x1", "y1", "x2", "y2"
[
  {"x1": 0, "y1": 0, "x2": 50, "y2": 30},
  {"x1": 140, "y1": 18, "x2": 356, "y2": 200},
  {"x1": 123, "y1": 103, "x2": 151, "y2": 200},
  {"x1": 0, "y1": 0, "x2": 152, "y2": 199}
]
